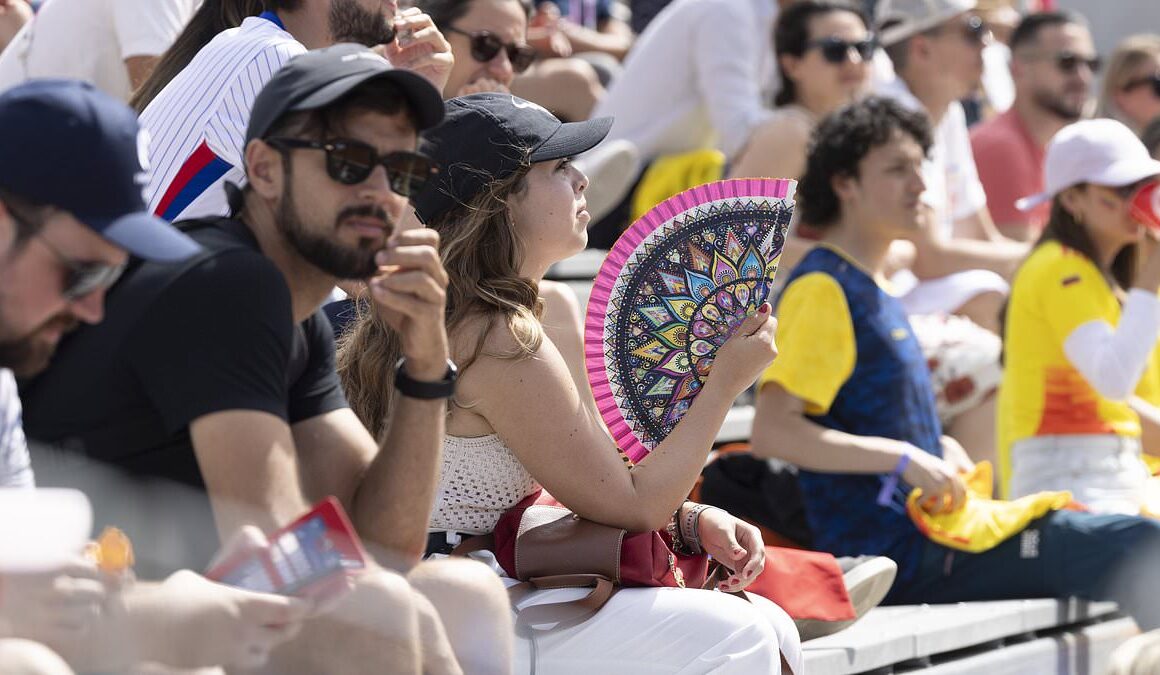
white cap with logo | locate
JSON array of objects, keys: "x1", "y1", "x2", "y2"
[
  {"x1": 1016, "y1": 119, "x2": 1160, "y2": 212},
  {"x1": 876, "y1": 0, "x2": 978, "y2": 46}
]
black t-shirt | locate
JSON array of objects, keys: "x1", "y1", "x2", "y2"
[{"x1": 21, "y1": 219, "x2": 349, "y2": 576}]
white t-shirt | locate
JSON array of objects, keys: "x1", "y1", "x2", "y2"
[
  {"x1": 141, "y1": 15, "x2": 305, "y2": 222},
  {"x1": 0, "y1": 0, "x2": 200, "y2": 101},
  {"x1": 877, "y1": 76, "x2": 988, "y2": 239},
  {"x1": 592, "y1": 0, "x2": 778, "y2": 163},
  {"x1": 0, "y1": 369, "x2": 34, "y2": 488}
]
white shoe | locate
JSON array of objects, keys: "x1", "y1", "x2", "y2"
[
  {"x1": 574, "y1": 139, "x2": 641, "y2": 224},
  {"x1": 795, "y1": 556, "x2": 897, "y2": 641}
]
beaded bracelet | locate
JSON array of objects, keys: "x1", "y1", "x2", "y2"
[{"x1": 667, "y1": 502, "x2": 695, "y2": 555}]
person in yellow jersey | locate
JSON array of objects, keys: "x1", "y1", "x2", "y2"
[{"x1": 1000, "y1": 117, "x2": 1160, "y2": 514}]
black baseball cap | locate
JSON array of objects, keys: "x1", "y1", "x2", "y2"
[
  {"x1": 413, "y1": 93, "x2": 613, "y2": 224},
  {"x1": 0, "y1": 80, "x2": 201, "y2": 262},
  {"x1": 246, "y1": 43, "x2": 445, "y2": 143}
]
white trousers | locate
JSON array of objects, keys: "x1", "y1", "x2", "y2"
[
  {"x1": 507, "y1": 580, "x2": 803, "y2": 675},
  {"x1": 1010, "y1": 434, "x2": 1148, "y2": 515}
]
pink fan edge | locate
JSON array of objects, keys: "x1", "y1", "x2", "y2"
[{"x1": 583, "y1": 178, "x2": 795, "y2": 463}]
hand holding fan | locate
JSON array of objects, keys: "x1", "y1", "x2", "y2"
[{"x1": 585, "y1": 178, "x2": 796, "y2": 463}]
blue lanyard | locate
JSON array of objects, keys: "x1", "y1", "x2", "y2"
[{"x1": 258, "y1": 10, "x2": 285, "y2": 30}]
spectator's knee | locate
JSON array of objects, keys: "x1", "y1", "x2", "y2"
[
  {"x1": 335, "y1": 567, "x2": 421, "y2": 638},
  {"x1": 550, "y1": 58, "x2": 603, "y2": 93},
  {"x1": 409, "y1": 557, "x2": 509, "y2": 616},
  {"x1": 0, "y1": 639, "x2": 73, "y2": 675},
  {"x1": 410, "y1": 559, "x2": 513, "y2": 674}
]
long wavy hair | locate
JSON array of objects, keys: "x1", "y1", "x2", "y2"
[
  {"x1": 130, "y1": 0, "x2": 266, "y2": 112},
  {"x1": 1037, "y1": 189, "x2": 1138, "y2": 291},
  {"x1": 338, "y1": 166, "x2": 543, "y2": 439}
]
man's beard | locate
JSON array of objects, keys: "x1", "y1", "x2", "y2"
[
  {"x1": 329, "y1": 0, "x2": 396, "y2": 47},
  {"x1": 0, "y1": 314, "x2": 79, "y2": 377},
  {"x1": 277, "y1": 185, "x2": 387, "y2": 280},
  {"x1": 1033, "y1": 87, "x2": 1086, "y2": 122}
]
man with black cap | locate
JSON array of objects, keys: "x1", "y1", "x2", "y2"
[{"x1": 22, "y1": 45, "x2": 512, "y2": 674}]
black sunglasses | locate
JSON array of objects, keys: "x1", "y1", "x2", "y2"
[
  {"x1": 1052, "y1": 51, "x2": 1102, "y2": 75},
  {"x1": 34, "y1": 232, "x2": 127, "y2": 301},
  {"x1": 805, "y1": 36, "x2": 876, "y2": 64},
  {"x1": 1123, "y1": 73, "x2": 1160, "y2": 97},
  {"x1": 265, "y1": 138, "x2": 439, "y2": 197},
  {"x1": 444, "y1": 26, "x2": 536, "y2": 73}
]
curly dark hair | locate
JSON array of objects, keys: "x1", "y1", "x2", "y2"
[{"x1": 798, "y1": 96, "x2": 932, "y2": 227}]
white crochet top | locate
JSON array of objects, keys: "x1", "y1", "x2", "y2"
[{"x1": 429, "y1": 434, "x2": 541, "y2": 534}]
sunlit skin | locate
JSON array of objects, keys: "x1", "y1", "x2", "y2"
[
  {"x1": 442, "y1": 0, "x2": 529, "y2": 97},
  {"x1": 0, "y1": 209, "x2": 127, "y2": 375},
  {"x1": 832, "y1": 129, "x2": 928, "y2": 246},
  {"x1": 266, "y1": 109, "x2": 418, "y2": 260},
  {"x1": 507, "y1": 157, "x2": 589, "y2": 279},
  {"x1": 922, "y1": 13, "x2": 988, "y2": 101},
  {"x1": 1060, "y1": 179, "x2": 1160, "y2": 267},
  {"x1": 1115, "y1": 53, "x2": 1160, "y2": 132},
  {"x1": 1012, "y1": 22, "x2": 1097, "y2": 124},
  {"x1": 780, "y1": 10, "x2": 872, "y2": 114}
]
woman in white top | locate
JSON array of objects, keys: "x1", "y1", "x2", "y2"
[{"x1": 339, "y1": 93, "x2": 801, "y2": 673}]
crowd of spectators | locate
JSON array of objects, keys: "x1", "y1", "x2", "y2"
[{"x1": 3, "y1": 0, "x2": 1160, "y2": 673}]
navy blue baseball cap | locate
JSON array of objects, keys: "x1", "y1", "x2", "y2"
[
  {"x1": 413, "y1": 93, "x2": 613, "y2": 224},
  {"x1": 0, "y1": 80, "x2": 200, "y2": 262}
]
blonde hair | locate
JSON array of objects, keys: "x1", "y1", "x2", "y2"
[
  {"x1": 337, "y1": 166, "x2": 543, "y2": 439},
  {"x1": 1098, "y1": 34, "x2": 1160, "y2": 125}
]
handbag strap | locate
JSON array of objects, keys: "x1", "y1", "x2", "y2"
[{"x1": 509, "y1": 575, "x2": 617, "y2": 631}]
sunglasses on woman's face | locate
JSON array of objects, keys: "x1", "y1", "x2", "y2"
[
  {"x1": 1123, "y1": 74, "x2": 1160, "y2": 98},
  {"x1": 444, "y1": 26, "x2": 536, "y2": 73},
  {"x1": 266, "y1": 137, "x2": 439, "y2": 197},
  {"x1": 805, "y1": 36, "x2": 876, "y2": 64}
]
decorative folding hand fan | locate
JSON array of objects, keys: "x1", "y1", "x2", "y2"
[{"x1": 585, "y1": 178, "x2": 796, "y2": 463}]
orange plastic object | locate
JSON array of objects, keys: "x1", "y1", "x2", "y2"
[{"x1": 84, "y1": 527, "x2": 135, "y2": 573}]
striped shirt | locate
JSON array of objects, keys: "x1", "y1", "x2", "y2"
[
  {"x1": 0, "y1": 369, "x2": 34, "y2": 488},
  {"x1": 140, "y1": 14, "x2": 305, "y2": 222}
]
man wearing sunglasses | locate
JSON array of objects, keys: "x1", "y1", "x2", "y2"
[
  {"x1": 22, "y1": 46, "x2": 513, "y2": 674},
  {"x1": 873, "y1": 0, "x2": 1028, "y2": 326},
  {"x1": 0, "y1": 79, "x2": 200, "y2": 491},
  {"x1": 971, "y1": 11, "x2": 1097, "y2": 242}
]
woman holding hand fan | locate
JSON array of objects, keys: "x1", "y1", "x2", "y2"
[{"x1": 338, "y1": 93, "x2": 801, "y2": 673}]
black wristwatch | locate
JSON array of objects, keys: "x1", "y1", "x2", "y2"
[{"x1": 394, "y1": 358, "x2": 458, "y2": 399}]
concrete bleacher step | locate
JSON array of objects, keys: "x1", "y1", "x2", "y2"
[{"x1": 802, "y1": 599, "x2": 1130, "y2": 675}]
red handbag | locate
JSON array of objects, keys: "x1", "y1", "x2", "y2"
[{"x1": 458, "y1": 491, "x2": 732, "y2": 629}]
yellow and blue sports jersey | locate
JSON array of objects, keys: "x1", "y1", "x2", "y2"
[
  {"x1": 999, "y1": 241, "x2": 1160, "y2": 496},
  {"x1": 761, "y1": 245, "x2": 942, "y2": 582}
]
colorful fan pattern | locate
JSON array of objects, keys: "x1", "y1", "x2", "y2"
[{"x1": 585, "y1": 179, "x2": 796, "y2": 463}]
